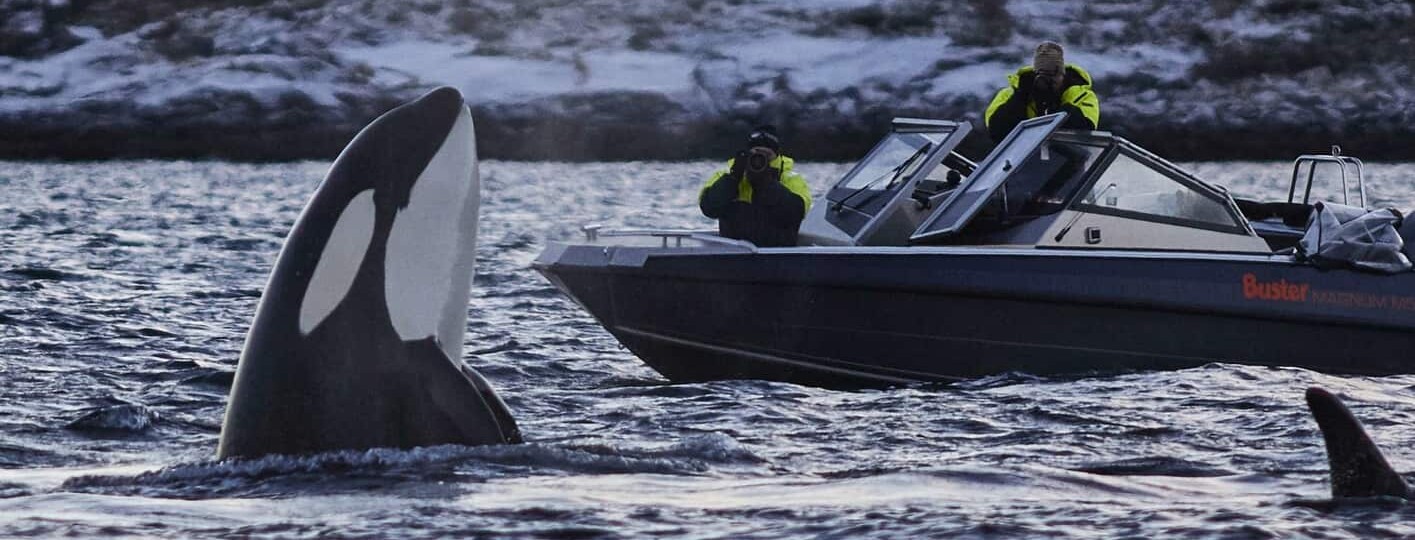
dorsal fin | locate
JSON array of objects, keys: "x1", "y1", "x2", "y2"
[{"x1": 1305, "y1": 386, "x2": 1409, "y2": 498}]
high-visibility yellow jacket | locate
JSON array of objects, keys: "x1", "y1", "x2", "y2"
[
  {"x1": 698, "y1": 154, "x2": 812, "y2": 247},
  {"x1": 985, "y1": 64, "x2": 1100, "y2": 141}
]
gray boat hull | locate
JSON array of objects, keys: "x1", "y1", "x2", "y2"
[{"x1": 535, "y1": 244, "x2": 1415, "y2": 388}]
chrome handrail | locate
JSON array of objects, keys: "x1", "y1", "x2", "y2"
[
  {"x1": 1289, "y1": 145, "x2": 1366, "y2": 208},
  {"x1": 580, "y1": 225, "x2": 726, "y2": 248}
]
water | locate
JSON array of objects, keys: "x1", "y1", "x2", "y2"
[{"x1": 5, "y1": 159, "x2": 1415, "y2": 538}]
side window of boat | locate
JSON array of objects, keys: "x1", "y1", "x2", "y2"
[
  {"x1": 1008, "y1": 142, "x2": 1105, "y2": 217},
  {"x1": 1079, "y1": 153, "x2": 1240, "y2": 229}
]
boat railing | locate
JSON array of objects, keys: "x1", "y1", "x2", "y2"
[
  {"x1": 580, "y1": 224, "x2": 752, "y2": 249},
  {"x1": 1290, "y1": 145, "x2": 1365, "y2": 208}
]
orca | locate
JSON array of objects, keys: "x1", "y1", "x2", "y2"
[
  {"x1": 1305, "y1": 386, "x2": 1409, "y2": 498},
  {"x1": 217, "y1": 87, "x2": 521, "y2": 460}
]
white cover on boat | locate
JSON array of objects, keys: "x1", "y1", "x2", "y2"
[{"x1": 1298, "y1": 202, "x2": 1412, "y2": 273}]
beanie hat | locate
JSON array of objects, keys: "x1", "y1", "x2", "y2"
[
  {"x1": 1033, "y1": 41, "x2": 1065, "y2": 78},
  {"x1": 746, "y1": 124, "x2": 781, "y2": 151}
]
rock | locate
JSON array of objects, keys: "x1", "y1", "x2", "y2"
[{"x1": 0, "y1": 0, "x2": 81, "y2": 57}]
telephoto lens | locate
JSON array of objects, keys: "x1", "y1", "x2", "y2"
[{"x1": 746, "y1": 147, "x2": 775, "y2": 173}]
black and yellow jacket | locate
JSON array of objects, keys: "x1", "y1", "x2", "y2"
[
  {"x1": 698, "y1": 155, "x2": 812, "y2": 247},
  {"x1": 984, "y1": 64, "x2": 1100, "y2": 142}
]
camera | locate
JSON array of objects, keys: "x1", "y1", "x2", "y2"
[{"x1": 745, "y1": 147, "x2": 776, "y2": 173}]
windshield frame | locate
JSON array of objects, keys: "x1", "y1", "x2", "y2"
[
  {"x1": 824, "y1": 119, "x2": 971, "y2": 243},
  {"x1": 827, "y1": 132, "x2": 941, "y2": 205},
  {"x1": 910, "y1": 113, "x2": 1067, "y2": 243},
  {"x1": 1068, "y1": 141, "x2": 1252, "y2": 236}
]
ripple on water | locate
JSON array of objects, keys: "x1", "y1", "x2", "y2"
[
  {"x1": 5, "y1": 267, "x2": 82, "y2": 281},
  {"x1": 1072, "y1": 456, "x2": 1238, "y2": 478},
  {"x1": 65, "y1": 403, "x2": 161, "y2": 434},
  {"x1": 178, "y1": 370, "x2": 234, "y2": 390},
  {"x1": 56, "y1": 435, "x2": 759, "y2": 500},
  {"x1": 0, "y1": 483, "x2": 30, "y2": 499}
]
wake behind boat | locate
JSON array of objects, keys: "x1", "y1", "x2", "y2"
[{"x1": 535, "y1": 113, "x2": 1415, "y2": 388}]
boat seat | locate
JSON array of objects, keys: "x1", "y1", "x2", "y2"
[{"x1": 1234, "y1": 199, "x2": 1313, "y2": 227}]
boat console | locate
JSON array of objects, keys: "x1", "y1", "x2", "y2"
[{"x1": 802, "y1": 113, "x2": 1271, "y2": 253}]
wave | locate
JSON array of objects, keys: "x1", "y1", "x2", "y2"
[
  {"x1": 5, "y1": 267, "x2": 84, "y2": 281},
  {"x1": 58, "y1": 432, "x2": 764, "y2": 499},
  {"x1": 1071, "y1": 456, "x2": 1237, "y2": 478},
  {"x1": 0, "y1": 482, "x2": 31, "y2": 499},
  {"x1": 65, "y1": 404, "x2": 160, "y2": 433}
]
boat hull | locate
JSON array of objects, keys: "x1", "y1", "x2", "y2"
[{"x1": 534, "y1": 244, "x2": 1415, "y2": 388}]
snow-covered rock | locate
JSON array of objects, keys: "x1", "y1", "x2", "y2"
[{"x1": 0, "y1": 0, "x2": 1410, "y2": 161}]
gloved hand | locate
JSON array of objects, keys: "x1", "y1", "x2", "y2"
[
  {"x1": 1014, "y1": 71, "x2": 1034, "y2": 102},
  {"x1": 1032, "y1": 72, "x2": 1062, "y2": 114},
  {"x1": 729, "y1": 150, "x2": 749, "y2": 179}
]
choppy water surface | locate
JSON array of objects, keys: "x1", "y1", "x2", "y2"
[{"x1": 5, "y1": 159, "x2": 1415, "y2": 538}]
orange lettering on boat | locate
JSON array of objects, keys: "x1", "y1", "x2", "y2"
[{"x1": 1242, "y1": 273, "x2": 1309, "y2": 302}]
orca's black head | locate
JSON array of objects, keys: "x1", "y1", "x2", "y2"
[{"x1": 328, "y1": 86, "x2": 466, "y2": 211}]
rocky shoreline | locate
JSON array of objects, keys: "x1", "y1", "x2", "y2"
[
  {"x1": 2, "y1": 91, "x2": 1410, "y2": 163},
  {"x1": 2, "y1": 0, "x2": 1411, "y2": 162}
]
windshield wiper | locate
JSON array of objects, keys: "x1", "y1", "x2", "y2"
[{"x1": 832, "y1": 142, "x2": 932, "y2": 213}]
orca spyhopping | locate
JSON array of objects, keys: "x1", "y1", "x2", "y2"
[{"x1": 217, "y1": 87, "x2": 520, "y2": 459}]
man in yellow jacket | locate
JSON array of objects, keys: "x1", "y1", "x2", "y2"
[
  {"x1": 985, "y1": 41, "x2": 1101, "y2": 141},
  {"x1": 698, "y1": 125, "x2": 812, "y2": 247}
]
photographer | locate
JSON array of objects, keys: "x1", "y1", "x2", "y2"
[
  {"x1": 984, "y1": 41, "x2": 1101, "y2": 142},
  {"x1": 698, "y1": 125, "x2": 812, "y2": 247}
]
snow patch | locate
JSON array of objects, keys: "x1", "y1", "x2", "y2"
[
  {"x1": 719, "y1": 35, "x2": 944, "y2": 92},
  {"x1": 339, "y1": 41, "x2": 700, "y2": 102},
  {"x1": 931, "y1": 62, "x2": 1010, "y2": 98}
]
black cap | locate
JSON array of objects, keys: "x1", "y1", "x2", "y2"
[{"x1": 746, "y1": 124, "x2": 780, "y2": 151}]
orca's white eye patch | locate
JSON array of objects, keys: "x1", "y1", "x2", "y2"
[
  {"x1": 385, "y1": 110, "x2": 478, "y2": 355},
  {"x1": 299, "y1": 189, "x2": 376, "y2": 335}
]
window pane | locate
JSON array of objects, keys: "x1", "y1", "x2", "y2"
[
  {"x1": 837, "y1": 133, "x2": 939, "y2": 190},
  {"x1": 915, "y1": 123, "x2": 1051, "y2": 236},
  {"x1": 1085, "y1": 154, "x2": 1235, "y2": 227},
  {"x1": 826, "y1": 128, "x2": 959, "y2": 238},
  {"x1": 1011, "y1": 142, "x2": 1104, "y2": 216}
]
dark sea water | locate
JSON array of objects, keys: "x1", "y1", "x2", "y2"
[{"x1": 5, "y1": 159, "x2": 1415, "y2": 538}]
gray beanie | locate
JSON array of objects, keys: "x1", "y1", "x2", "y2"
[{"x1": 1033, "y1": 41, "x2": 1065, "y2": 77}]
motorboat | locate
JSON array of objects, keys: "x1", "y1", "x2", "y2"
[{"x1": 534, "y1": 113, "x2": 1415, "y2": 388}]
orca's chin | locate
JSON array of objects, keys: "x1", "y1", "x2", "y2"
[{"x1": 217, "y1": 86, "x2": 519, "y2": 460}]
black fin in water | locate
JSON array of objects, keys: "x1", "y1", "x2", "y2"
[{"x1": 1305, "y1": 386, "x2": 1409, "y2": 499}]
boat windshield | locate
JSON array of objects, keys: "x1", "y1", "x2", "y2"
[
  {"x1": 1006, "y1": 141, "x2": 1107, "y2": 217},
  {"x1": 835, "y1": 132, "x2": 941, "y2": 191},
  {"x1": 824, "y1": 128, "x2": 955, "y2": 239},
  {"x1": 911, "y1": 114, "x2": 1065, "y2": 242}
]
